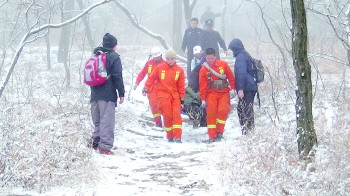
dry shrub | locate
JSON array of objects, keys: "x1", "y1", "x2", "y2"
[{"x1": 0, "y1": 91, "x2": 97, "y2": 192}]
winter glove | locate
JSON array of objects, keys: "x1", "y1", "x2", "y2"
[
  {"x1": 142, "y1": 89, "x2": 148, "y2": 96},
  {"x1": 230, "y1": 90, "x2": 236, "y2": 99},
  {"x1": 133, "y1": 84, "x2": 138, "y2": 90},
  {"x1": 200, "y1": 100, "x2": 206, "y2": 109}
]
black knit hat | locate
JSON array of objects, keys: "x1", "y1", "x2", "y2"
[
  {"x1": 103, "y1": 33, "x2": 118, "y2": 49},
  {"x1": 205, "y1": 19, "x2": 214, "y2": 27}
]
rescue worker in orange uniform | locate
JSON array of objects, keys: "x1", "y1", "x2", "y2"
[
  {"x1": 134, "y1": 47, "x2": 165, "y2": 127},
  {"x1": 199, "y1": 48, "x2": 236, "y2": 142},
  {"x1": 143, "y1": 49, "x2": 186, "y2": 143}
]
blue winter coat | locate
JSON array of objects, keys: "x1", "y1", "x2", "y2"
[
  {"x1": 228, "y1": 39, "x2": 257, "y2": 91},
  {"x1": 90, "y1": 47, "x2": 125, "y2": 104}
]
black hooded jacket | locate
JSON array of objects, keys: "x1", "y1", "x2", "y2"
[{"x1": 90, "y1": 47, "x2": 125, "y2": 104}]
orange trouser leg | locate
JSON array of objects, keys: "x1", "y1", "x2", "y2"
[
  {"x1": 158, "y1": 96, "x2": 174, "y2": 139},
  {"x1": 171, "y1": 98, "x2": 183, "y2": 139},
  {"x1": 206, "y1": 93, "x2": 218, "y2": 138},
  {"x1": 216, "y1": 92, "x2": 230, "y2": 134},
  {"x1": 148, "y1": 91, "x2": 162, "y2": 125}
]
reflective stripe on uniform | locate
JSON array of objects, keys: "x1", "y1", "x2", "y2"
[
  {"x1": 161, "y1": 70, "x2": 165, "y2": 79},
  {"x1": 217, "y1": 119, "x2": 226, "y2": 124},
  {"x1": 148, "y1": 65, "x2": 153, "y2": 73},
  {"x1": 175, "y1": 71, "x2": 180, "y2": 80},
  {"x1": 173, "y1": 124, "x2": 182, "y2": 129},
  {"x1": 219, "y1": 67, "x2": 224, "y2": 74},
  {"x1": 153, "y1": 113, "x2": 161, "y2": 117},
  {"x1": 165, "y1": 127, "x2": 173, "y2": 131},
  {"x1": 207, "y1": 124, "x2": 216, "y2": 129}
]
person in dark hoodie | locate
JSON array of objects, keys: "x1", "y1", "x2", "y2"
[
  {"x1": 90, "y1": 33, "x2": 125, "y2": 155},
  {"x1": 228, "y1": 38, "x2": 257, "y2": 135}
]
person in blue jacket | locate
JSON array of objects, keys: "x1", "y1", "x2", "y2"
[{"x1": 228, "y1": 38, "x2": 257, "y2": 135}]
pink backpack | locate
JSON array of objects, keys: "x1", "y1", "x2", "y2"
[{"x1": 83, "y1": 52, "x2": 108, "y2": 86}]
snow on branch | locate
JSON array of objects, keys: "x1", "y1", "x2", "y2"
[
  {"x1": 0, "y1": 0, "x2": 112, "y2": 98},
  {"x1": 112, "y1": 0, "x2": 186, "y2": 62}
]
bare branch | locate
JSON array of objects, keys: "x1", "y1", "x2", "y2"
[
  {"x1": 112, "y1": 0, "x2": 186, "y2": 62},
  {"x1": 0, "y1": 0, "x2": 112, "y2": 98}
]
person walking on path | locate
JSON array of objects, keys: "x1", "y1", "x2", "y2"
[
  {"x1": 133, "y1": 47, "x2": 165, "y2": 127},
  {"x1": 199, "y1": 48, "x2": 235, "y2": 142},
  {"x1": 181, "y1": 17, "x2": 203, "y2": 79},
  {"x1": 200, "y1": 6, "x2": 221, "y2": 27},
  {"x1": 200, "y1": 19, "x2": 227, "y2": 59},
  {"x1": 143, "y1": 49, "x2": 185, "y2": 143},
  {"x1": 228, "y1": 38, "x2": 258, "y2": 135},
  {"x1": 90, "y1": 33, "x2": 125, "y2": 155}
]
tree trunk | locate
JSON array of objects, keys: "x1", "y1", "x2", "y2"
[
  {"x1": 183, "y1": 0, "x2": 191, "y2": 28},
  {"x1": 58, "y1": 0, "x2": 74, "y2": 87},
  {"x1": 45, "y1": 30, "x2": 52, "y2": 70},
  {"x1": 346, "y1": 5, "x2": 350, "y2": 65},
  {"x1": 221, "y1": 0, "x2": 227, "y2": 40},
  {"x1": 76, "y1": 0, "x2": 95, "y2": 50},
  {"x1": 173, "y1": 0, "x2": 182, "y2": 52},
  {"x1": 290, "y1": 0, "x2": 317, "y2": 158}
]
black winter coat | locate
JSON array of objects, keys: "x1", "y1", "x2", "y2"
[
  {"x1": 228, "y1": 39, "x2": 258, "y2": 91},
  {"x1": 181, "y1": 27, "x2": 203, "y2": 53},
  {"x1": 90, "y1": 47, "x2": 125, "y2": 104},
  {"x1": 200, "y1": 30, "x2": 227, "y2": 59}
]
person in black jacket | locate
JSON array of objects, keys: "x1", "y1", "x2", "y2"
[
  {"x1": 181, "y1": 17, "x2": 203, "y2": 78},
  {"x1": 90, "y1": 33, "x2": 125, "y2": 155},
  {"x1": 228, "y1": 38, "x2": 257, "y2": 135},
  {"x1": 200, "y1": 19, "x2": 227, "y2": 59}
]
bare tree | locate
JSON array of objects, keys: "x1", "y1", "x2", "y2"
[
  {"x1": 0, "y1": 0, "x2": 113, "y2": 98},
  {"x1": 290, "y1": 0, "x2": 317, "y2": 158},
  {"x1": 307, "y1": 0, "x2": 350, "y2": 66},
  {"x1": 76, "y1": 0, "x2": 95, "y2": 50},
  {"x1": 112, "y1": 0, "x2": 186, "y2": 62},
  {"x1": 183, "y1": 0, "x2": 197, "y2": 27},
  {"x1": 57, "y1": 0, "x2": 75, "y2": 87},
  {"x1": 173, "y1": 0, "x2": 183, "y2": 52}
]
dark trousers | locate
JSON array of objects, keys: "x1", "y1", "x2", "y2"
[
  {"x1": 186, "y1": 50, "x2": 194, "y2": 79},
  {"x1": 237, "y1": 91, "x2": 256, "y2": 133}
]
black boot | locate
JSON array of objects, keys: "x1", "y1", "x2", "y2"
[{"x1": 217, "y1": 133, "x2": 223, "y2": 140}]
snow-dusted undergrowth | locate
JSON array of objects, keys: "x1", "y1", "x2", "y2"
[{"x1": 0, "y1": 43, "x2": 349, "y2": 195}]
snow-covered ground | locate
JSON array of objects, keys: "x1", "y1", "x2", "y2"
[{"x1": 1, "y1": 45, "x2": 350, "y2": 196}]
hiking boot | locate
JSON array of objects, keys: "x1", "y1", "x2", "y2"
[
  {"x1": 217, "y1": 133, "x2": 223, "y2": 141},
  {"x1": 99, "y1": 148, "x2": 115, "y2": 155},
  {"x1": 242, "y1": 130, "x2": 247, "y2": 135},
  {"x1": 174, "y1": 138, "x2": 182, "y2": 143},
  {"x1": 168, "y1": 138, "x2": 174, "y2": 143},
  {"x1": 208, "y1": 138, "x2": 217, "y2": 143},
  {"x1": 92, "y1": 137, "x2": 100, "y2": 150}
]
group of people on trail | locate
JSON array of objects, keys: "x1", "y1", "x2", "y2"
[{"x1": 87, "y1": 10, "x2": 259, "y2": 155}]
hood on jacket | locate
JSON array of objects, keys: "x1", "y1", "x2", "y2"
[{"x1": 228, "y1": 39, "x2": 245, "y2": 57}]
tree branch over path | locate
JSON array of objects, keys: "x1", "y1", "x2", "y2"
[
  {"x1": 0, "y1": 0, "x2": 112, "y2": 98},
  {"x1": 112, "y1": 0, "x2": 186, "y2": 62}
]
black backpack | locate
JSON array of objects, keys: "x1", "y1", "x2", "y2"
[{"x1": 247, "y1": 53, "x2": 264, "y2": 83}]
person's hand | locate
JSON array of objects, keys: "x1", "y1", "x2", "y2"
[
  {"x1": 119, "y1": 97, "x2": 125, "y2": 104},
  {"x1": 229, "y1": 90, "x2": 236, "y2": 99},
  {"x1": 142, "y1": 89, "x2": 148, "y2": 96},
  {"x1": 133, "y1": 84, "x2": 138, "y2": 90},
  {"x1": 200, "y1": 100, "x2": 206, "y2": 109},
  {"x1": 238, "y1": 90, "x2": 244, "y2": 99}
]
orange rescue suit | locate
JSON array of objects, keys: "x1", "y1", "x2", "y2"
[
  {"x1": 135, "y1": 58, "x2": 165, "y2": 126},
  {"x1": 199, "y1": 59, "x2": 236, "y2": 139},
  {"x1": 144, "y1": 62, "x2": 185, "y2": 139}
]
